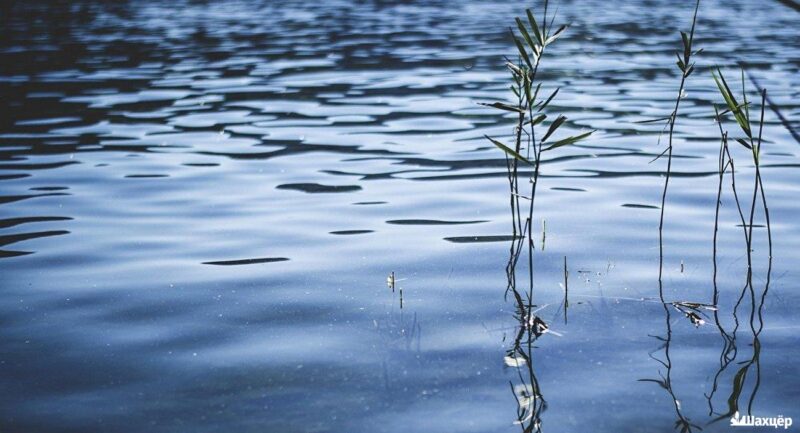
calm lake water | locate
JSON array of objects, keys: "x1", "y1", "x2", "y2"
[{"x1": 2, "y1": 0, "x2": 799, "y2": 431}]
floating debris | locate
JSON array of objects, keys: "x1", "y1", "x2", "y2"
[
  {"x1": 685, "y1": 311, "x2": 705, "y2": 327},
  {"x1": 673, "y1": 301, "x2": 717, "y2": 311},
  {"x1": 670, "y1": 301, "x2": 717, "y2": 327},
  {"x1": 528, "y1": 315, "x2": 549, "y2": 337}
]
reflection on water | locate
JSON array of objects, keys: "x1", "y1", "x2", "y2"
[
  {"x1": 1, "y1": 0, "x2": 799, "y2": 431},
  {"x1": 503, "y1": 234, "x2": 548, "y2": 432},
  {"x1": 640, "y1": 258, "x2": 772, "y2": 432},
  {"x1": 705, "y1": 260, "x2": 770, "y2": 424}
]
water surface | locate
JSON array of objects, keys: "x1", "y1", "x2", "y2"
[{"x1": 1, "y1": 0, "x2": 799, "y2": 431}]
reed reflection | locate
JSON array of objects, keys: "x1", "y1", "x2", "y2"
[
  {"x1": 504, "y1": 233, "x2": 548, "y2": 433},
  {"x1": 642, "y1": 67, "x2": 775, "y2": 431}
]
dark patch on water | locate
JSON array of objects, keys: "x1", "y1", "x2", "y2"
[
  {"x1": 202, "y1": 257, "x2": 290, "y2": 266},
  {"x1": 277, "y1": 183, "x2": 362, "y2": 193},
  {"x1": 0, "y1": 230, "x2": 70, "y2": 248},
  {"x1": 182, "y1": 163, "x2": 220, "y2": 167},
  {"x1": 0, "y1": 250, "x2": 33, "y2": 258},
  {"x1": 0, "y1": 174, "x2": 30, "y2": 181},
  {"x1": 0, "y1": 217, "x2": 72, "y2": 229},
  {"x1": 330, "y1": 230, "x2": 374, "y2": 235},
  {"x1": 387, "y1": 219, "x2": 488, "y2": 225},
  {"x1": 0, "y1": 193, "x2": 69, "y2": 205},
  {"x1": 29, "y1": 186, "x2": 69, "y2": 191},
  {"x1": 444, "y1": 235, "x2": 521, "y2": 243},
  {"x1": 621, "y1": 203, "x2": 659, "y2": 209},
  {"x1": 124, "y1": 174, "x2": 169, "y2": 178},
  {"x1": 551, "y1": 187, "x2": 586, "y2": 192}
]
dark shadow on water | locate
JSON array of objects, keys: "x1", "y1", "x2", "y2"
[
  {"x1": 124, "y1": 174, "x2": 169, "y2": 178},
  {"x1": 202, "y1": 257, "x2": 289, "y2": 266},
  {"x1": 0, "y1": 230, "x2": 70, "y2": 248},
  {"x1": 705, "y1": 257, "x2": 771, "y2": 425},
  {"x1": 503, "y1": 228, "x2": 547, "y2": 432},
  {"x1": 549, "y1": 187, "x2": 585, "y2": 192},
  {"x1": 386, "y1": 219, "x2": 488, "y2": 225},
  {"x1": 0, "y1": 216, "x2": 72, "y2": 229},
  {"x1": 444, "y1": 235, "x2": 520, "y2": 243},
  {"x1": 276, "y1": 183, "x2": 362, "y2": 193},
  {"x1": 28, "y1": 186, "x2": 69, "y2": 191},
  {"x1": 330, "y1": 230, "x2": 374, "y2": 235},
  {"x1": 0, "y1": 250, "x2": 34, "y2": 258},
  {"x1": 621, "y1": 203, "x2": 659, "y2": 209},
  {"x1": 0, "y1": 192, "x2": 69, "y2": 205}
]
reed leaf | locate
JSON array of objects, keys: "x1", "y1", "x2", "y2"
[
  {"x1": 545, "y1": 25, "x2": 568, "y2": 46},
  {"x1": 542, "y1": 130, "x2": 594, "y2": 151},
  {"x1": 480, "y1": 102, "x2": 525, "y2": 113},
  {"x1": 525, "y1": 9, "x2": 544, "y2": 46},
  {"x1": 516, "y1": 18, "x2": 538, "y2": 55},
  {"x1": 680, "y1": 31, "x2": 691, "y2": 60},
  {"x1": 511, "y1": 33, "x2": 534, "y2": 70},
  {"x1": 541, "y1": 115, "x2": 567, "y2": 143},
  {"x1": 735, "y1": 138, "x2": 752, "y2": 149},
  {"x1": 538, "y1": 87, "x2": 560, "y2": 112},
  {"x1": 526, "y1": 113, "x2": 547, "y2": 126},
  {"x1": 713, "y1": 69, "x2": 752, "y2": 137},
  {"x1": 485, "y1": 135, "x2": 533, "y2": 165}
]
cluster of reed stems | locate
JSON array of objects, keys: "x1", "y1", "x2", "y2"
[
  {"x1": 485, "y1": 0, "x2": 778, "y2": 429},
  {"x1": 484, "y1": 3, "x2": 595, "y2": 430},
  {"x1": 640, "y1": 0, "x2": 774, "y2": 428},
  {"x1": 654, "y1": 0, "x2": 701, "y2": 300},
  {"x1": 484, "y1": 0, "x2": 593, "y2": 318}
]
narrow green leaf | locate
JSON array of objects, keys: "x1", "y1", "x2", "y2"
[
  {"x1": 479, "y1": 102, "x2": 525, "y2": 113},
  {"x1": 542, "y1": 130, "x2": 594, "y2": 151},
  {"x1": 541, "y1": 115, "x2": 567, "y2": 143},
  {"x1": 525, "y1": 113, "x2": 547, "y2": 126},
  {"x1": 717, "y1": 101, "x2": 750, "y2": 118},
  {"x1": 531, "y1": 82, "x2": 542, "y2": 105},
  {"x1": 680, "y1": 31, "x2": 690, "y2": 59},
  {"x1": 516, "y1": 18, "x2": 538, "y2": 55},
  {"x1": 523, "y1": 77, "x2": 532, "y2": 106},
  {"x1": 713, "y1": 70, "x2": 751, "y2": 137},
  {"x1": 735, "y1": 138, "x2": 752, "y2": 149},
  {"x1": 718, "y1": 70, "x2": 751, "y2": 137},
  {"x1": 525, "y1": 9, "x2": 544, "y2": 46},
  {"x1": 740, "y1": 69, "x2": 750, "y2": 127},
  {"x1": 485, "y1": 135, "x2": 533, "y2": 165},
  {"x1": 545, "y1": 25, "x2": 568, "y2": 46},
  {"x1": 511, "y1": 33, "x2": 533, "y2": 70},
  {"x1": 538, "y1": 87, "x2": 560, "y2": 112}
]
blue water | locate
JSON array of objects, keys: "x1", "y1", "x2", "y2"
[{"x1": 1, "y1": 0, "x2": 799, "y2": 431}]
